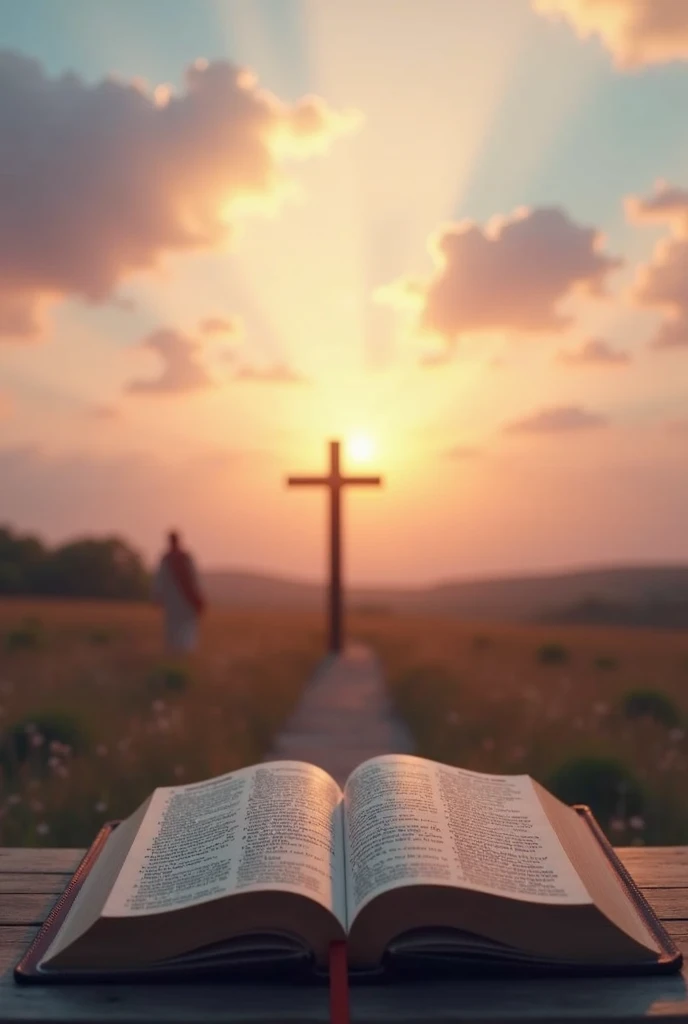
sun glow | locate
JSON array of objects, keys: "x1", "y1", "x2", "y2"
[{"x1": 347, "y1": 432, "x2": 376, "y2": 464}]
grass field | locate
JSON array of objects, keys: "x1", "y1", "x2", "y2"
[
  {"x1": 3, "y1": 599, "x2": 687, "y2": 848},
  {"x1": 0, "y1": 599, "x2": 323, "y2": 846},
  {"x1": 356, "y1": 613, "x2": 688, "y2": 846}
]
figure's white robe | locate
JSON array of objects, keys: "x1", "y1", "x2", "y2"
[{"x1": 153, "y1": 554, "x2": 201, "y2": 653}]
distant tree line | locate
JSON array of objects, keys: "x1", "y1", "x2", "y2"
[{"x1": 0, "y1": 525, "x2": 150, "y2": 600}]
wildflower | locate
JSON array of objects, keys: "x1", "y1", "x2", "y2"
[
  {"x1": 60, "y1": 744, "x2": 72, "y2": 757},
  {"x1": 94, "y1": 801, "x2": 108, "y2": 814},
  {"x1": 36, "y1": 823, "x2": 50, "y2": 836},
  {"x1": 24, "y1": 722, "x2": 37, "y2": 735},
  {"x1": 669, "y1": 728, "x2": 685, "y2": 743},
  {"x1": 30, "y1": 732, "x2": 45, "y2": 748},
  {"x1": 95, "y1": 744, "x2": 109, "y2": 757},
  {"x1": 593, "y1": 701, "x2": 609, "y2": 716},
  {"x1": 629, "y1": 816, "x2": 645, "y2": 831},
  {"x1": 30, "y1": 800, "x2": 44, "y2": 813},
  {"x1": 49, "y1": 740, "x2": 63, "y2": 754},
  {"x1": 156, "y1": 717, "x2": 170, "y2": 733},
  {"x1": 609, "y1": 818, "x2": 625, "y2": 833},
  {"x1": 7, "y1": 794, "x2": 21, "y2": 806},
  {"x1": 55, "y1": 765, "x2": 70, "y2": 780},
  {"x1": 48, "y1": 756, "x2": 61, "y2": 771},
  {"x1": 152, "y1": 699, "x2": 166, "y2": 714}
]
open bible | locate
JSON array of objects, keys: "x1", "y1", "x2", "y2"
[{"x1": 16, "y1": 755, "x2": 681, "y2": 981}]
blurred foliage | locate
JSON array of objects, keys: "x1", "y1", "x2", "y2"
[
  {"x1": 1, "y1": 711, "x2": 90, "y2": 777},
  {"x1": 546, "y1": 755, "x2": 644, "y2": 822},
  {"x1": 594, "y1": 654, "x2": 619, "y2": 671},
  {"x1": 621, "y1": 688, "x2": 681, "y2": 728},
  {"x1": 0, "y1": 525, "x2": 149, "y2": 600},
  {"x1": 536, "y1": 642, "x2": 570, "y2": 665}
]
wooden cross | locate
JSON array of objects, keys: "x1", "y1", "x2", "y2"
[{"x1": 287, "y1": 439, "x2": 382, "y2": 654}]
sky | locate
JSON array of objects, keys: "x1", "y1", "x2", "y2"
[{"x1": 1, "y1": 0, "x2": 688, "y2": 584}]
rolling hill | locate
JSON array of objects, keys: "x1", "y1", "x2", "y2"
[{"x1": 202, "y1": 565, "x2": 688, "y2": 626}]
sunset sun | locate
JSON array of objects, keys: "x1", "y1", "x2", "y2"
[{"x1": 347, "y1": 433, "x2": 376, "y2": 464}]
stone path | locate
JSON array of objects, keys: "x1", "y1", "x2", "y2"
[{"x1": 265, "y1": 643, "x2": 414, "y2": 785}]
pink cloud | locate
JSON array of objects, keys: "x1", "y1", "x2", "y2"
[
  {"x1": 233, "y1": 362, "x2": 307, "y2": 384},
  {"x1": 557, "y1": 337, "x2": 631, "y2": 365},
  {"x1": 88, "y1": 403, "x2": 120, "y2": 420},
  {"x1": 199, "y1": 315, "x2": 242, "y2": 337},
  {"x1": 504, "y1": 404, "x2": 609, "y2": 434},
  {"x1": 534, "y1": 1, "x2": 688, "y2": 67},
  {"x1": 0, "y1": 52, "x2": 355, "y2": 340},
  {"x1": 127, "y1": 329, "x2": 213, "y2": 394},
  {"x1": 628, "y1": 181, "x2": 688, "y2": 349},
  {"x1": 384, "y1": 207, "x2": 620, "y2": 351}
]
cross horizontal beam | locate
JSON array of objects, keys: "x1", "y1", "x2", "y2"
[{"x1": 288, "y1": 475, "x2": 382, "y2": 487}]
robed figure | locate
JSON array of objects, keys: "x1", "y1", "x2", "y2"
[{"x1": 154, "y1": 531, "x2": 205, "y2": 653}]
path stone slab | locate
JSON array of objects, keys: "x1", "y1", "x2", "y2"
[{"x1": 265, "y1": 644, "x2": 414, "y2": 785}]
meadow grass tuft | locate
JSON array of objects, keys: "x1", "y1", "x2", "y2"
[
  {"x1": 621, "y1": 688, "x2": 681, "y2": 728},
  {"x1": 594, "y1": 654, "x2": 619, "y2": 671},
  {"x1": 536, "y1": 642, "x2": 570, "y2": 665},
  {"x1": 0, "y1": 599, "x2": 321, "y2": 846},
  {"x1": 4, "y1": 617, "x2": 45, "y2": 652},
  {"x1": 546, "y1": 755, "x2": 644, "y2": 822}
]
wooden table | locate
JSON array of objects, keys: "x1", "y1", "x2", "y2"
[{"x1": 2, "y1": 846, "x2": 688, "y2": 1023}]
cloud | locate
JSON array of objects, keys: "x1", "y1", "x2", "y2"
[
  {"x1": 628, "y1": 181, "x2": 688, "y2": 349},
  {"x1": 199, "y1": 315, "x2": 242, "y2": 337},
  {"x1": 533, "y1": 1, "x2": 688, "y2": 67},
  {"x1": 88, "y1": 403, "x2": 120, "y2": 420},
  {"x1": 626, "y1": 182, "x2": 688, "y2": 230},
  {"x1": 383, "y1": 207, "x2": 620, "y2": 350},
  {"x1": 0, "y1": 393, "x2": 13, "y2": 419},
  {"x1": 233, "y1": 362, "x2": 307, "y2": 384},
  {"x1": 0, "y1": 52, "x2": 355, "y2": 340},
  {"x1": 127, "y1": 328, "x2": 213, "y2": 394},
  {"x1": 504, "y1": 404, "x2": 609, "y2": 434},
  {"x1": 557, "y1": 337, "x2": 631, "y2": 365}
]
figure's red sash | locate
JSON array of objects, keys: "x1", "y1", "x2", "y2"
[{"x1": 166, "y1": 550, "x2": 205, "y2": 614}]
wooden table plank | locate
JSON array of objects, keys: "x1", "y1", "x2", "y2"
[
  {"x1": 0, "y1": 850, "x2": 83, "y2": 874},
  {"x1": 1, "y1": 847, "x2": 688, "y2": 1023},
  {"x1": 0, "y1": 875, "x2": 72, "y2": 895},
  {"x1": 0, "y1": 894, "x2": 61, "y2": 927},
  {"x1": 0, "y1": 846, "x2": 683, "y2": 882},
  {"x1": 617, "y1": 850, "x2": 688, "y2": 888}
]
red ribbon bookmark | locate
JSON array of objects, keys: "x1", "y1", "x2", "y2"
[{"x1": 329, "y1": 941, "x2": 350, "y2": 1024}]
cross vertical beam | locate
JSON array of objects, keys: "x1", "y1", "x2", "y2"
[
  {"x1": 330, "y1": 441, "x2": 342, "y2": 654},
  {"x1": 287, "y1": 439, "x2": 382, "y2": 654}
]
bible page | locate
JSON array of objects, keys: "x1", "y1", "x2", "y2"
[
  {"x1": 344, "y1": 755, "x2": 591, "y2": 921},
  {"x1": 102, "y1": 761, "x2": 346, "y2": 927}
]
